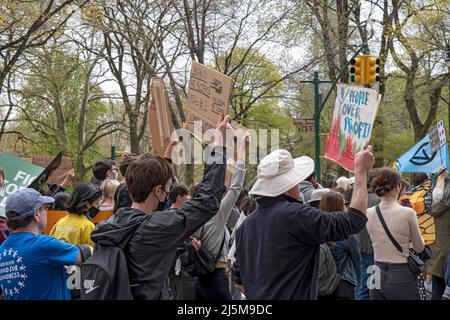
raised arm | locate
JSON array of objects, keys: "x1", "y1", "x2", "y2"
[
  {"x1": 349, "y1": 145, "x2": 375, "y2": 214},
  {"x1": 215, "y1": 135, "x2": 248, "y2": 227},
  {"x1": 293, "y1": 204, "x2": 368, "y2": 245},
  {"x1": 177, "y1": 115, "x2": 232, "y2": 237}
]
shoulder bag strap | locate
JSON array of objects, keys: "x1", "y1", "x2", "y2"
[
  {"x1": 375, "y1": 205, "x2": 404, "y2": 254},
  {"x1": 215, "y1": 229, "x2": 227, "y2": 261}
]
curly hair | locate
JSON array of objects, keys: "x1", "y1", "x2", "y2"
[{"x1": 370, "y1": 167, "x2": 403, "y2": 197}]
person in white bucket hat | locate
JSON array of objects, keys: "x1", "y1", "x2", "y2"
[
  {"x1": 249, "y1": 150, "x2": 315, "y2": 198},
  {"x1": 233, "y1": 146, "x2": 375, "y2": 300}
]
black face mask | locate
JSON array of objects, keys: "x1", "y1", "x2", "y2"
[
  {"x1": 88, "y1": 206, "x2": 100, "y2": 219},
  {"x1": 156, "y1": 196, "x2": 169, "y2": 211}
]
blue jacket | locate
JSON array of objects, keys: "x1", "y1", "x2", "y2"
[
  {"x1": 235, "y1": 195, "x2": 367, "y2": 300},
  {"x1": 330, "y1": 235, "x2": 362, "y2": 287}
]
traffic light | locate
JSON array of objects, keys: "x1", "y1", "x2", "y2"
[
  {"x1": 115, "y1": 151, "x2": 130, "y2": 158},
  {"x1": 349, "y1": 56, "x2": 363, "y2": 83},
  {"x1": 349, "y1": 54, "x2": 380, "y2": 85},
  {"x1": 366, "y1": 56, "x2": 380, "y2": 84}
]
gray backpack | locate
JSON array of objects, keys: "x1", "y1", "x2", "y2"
[{"x1": 318, "y1": 243, "x2": 342, "y2": 296}]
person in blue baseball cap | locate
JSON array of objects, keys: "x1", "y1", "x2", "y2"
[
  {"x1": 0, "y1": 188, "x2": 91, "y2": 300},
  {"x1": 5, "y1": 188, "x2": 55, "y2": 234}
]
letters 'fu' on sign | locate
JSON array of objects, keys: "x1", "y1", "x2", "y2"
[
  {"x1": 186, "y1": 61, "x2": 233, "y2": 142},
  {"x1": 149, "y1": 77, "x2": 175, "y2": 157}
]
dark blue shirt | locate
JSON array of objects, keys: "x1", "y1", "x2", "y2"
[{"x1": 235, "y1": 195, "x2": 367, "y2": 300}]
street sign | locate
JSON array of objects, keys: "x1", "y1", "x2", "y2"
[
  {"x1": 0, "y1": 152, "x2": 44, "y2": 217},
  {"x1": 293, "y1": 119, "x2": 315, "y2": 132}
]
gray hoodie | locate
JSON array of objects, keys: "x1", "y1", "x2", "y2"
[
  {"x1": 194, "y1": 160, "x2": 246, "y2": 263},
  {"x1": 298, "y1": 181, "x2": 314, "y2": 202}
]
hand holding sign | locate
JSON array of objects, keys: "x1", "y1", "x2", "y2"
[
  {"x1": 354, "y1": 144, "x2": 375, "y2": 175},
  {"x1": 60, "y1": 169, "x2": 75, "y2": 189},
  {"x1": 237, "y1": 132, "x2": 250, "y2": 161},
  {"x1": 437, "y1": 165, "x2": 448, "y2": 180},
  {"x1": 164, "y1": 140, "x2": 180, "y2": 160},
  {"x1": 213, "y1": 114, "x2": 233, "y2": 147}
]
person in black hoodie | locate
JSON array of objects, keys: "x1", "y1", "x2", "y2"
[{"x1": 90, "y1": 115, "x2": 230, "y2": 300}]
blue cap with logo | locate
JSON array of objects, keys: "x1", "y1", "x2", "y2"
[{"x1": 5, "y1": 188, "x2": 54, "y2": 220}]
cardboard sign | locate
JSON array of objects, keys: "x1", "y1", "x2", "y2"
[
  {"x1": 28, "y1": 151, "x2": 63, "y2": 192},
  {"x1": 186, "y1": 61, "x2": 233, "y2": 141},
  {"x1": 186, "y1": 112, "x2": 216, "y2": 143},
  {"x1": 324, "y1": 84, "x2": 381, "y2": 172},
  {"x1": 149, "y1": 77, "x2": 175, "y2": 157},
  {"x1": 0, "y1": 152, "x2": 43, "y2": 217}
]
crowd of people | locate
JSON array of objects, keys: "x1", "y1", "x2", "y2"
[{"x1": 0, "y1": 115, "x2": 449, "y2": 300}]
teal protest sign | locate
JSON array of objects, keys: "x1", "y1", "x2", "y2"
[{"x1": 0, "y1": 152, "x2": 43, "y2": 217}]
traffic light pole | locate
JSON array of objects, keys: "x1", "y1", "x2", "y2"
[
  {"x1": 111, "y1": 145, "x2": 116, "y2": 161},
  {"x1": 300, "y1": 73, "x2": 331, "y2": 183},
  {"x1": 300, "y1": 43, "x2": 369, "y2": 183}
]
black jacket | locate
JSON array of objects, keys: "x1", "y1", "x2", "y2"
[
  {"x1": 90, "y1": 147, "x2": 226, "y2": 300},
  {"x1": 235, "y1": 195, "x2": 367, "y2": 300}
]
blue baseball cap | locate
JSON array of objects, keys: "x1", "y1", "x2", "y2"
[{"x1": 5, "y1": 188, "x2": 54, "y2": 220}]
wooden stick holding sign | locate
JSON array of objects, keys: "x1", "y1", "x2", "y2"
[
  {"x1": 185, "y1": 61, "x2": 233, "y2": 143},
  {"x1": 149, "y1": 77, "x2": 175, "y2": 157},
  {"x1": 437, "y1": 120, "x2": 447, "y2": 166}
]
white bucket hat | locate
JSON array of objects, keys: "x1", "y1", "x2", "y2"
[
  {"x1": 249, "y1": 149, "x2": 315, "y2": 197},
  {"x1": 306, "y1": 188, "x2": 330, "y2": 204},
  {"x1": 348, "y1": 176, "x2": 355, "y2": 186}
]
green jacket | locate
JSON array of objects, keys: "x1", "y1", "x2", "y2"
[{"x1": 430, "y1": 178, "x2": 450, "y2": 278}]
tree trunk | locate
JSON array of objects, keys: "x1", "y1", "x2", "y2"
[
  {"x1": 129, "y1": 112, "x2": 140, "y2": 154},
  {"x1": 372, "y1": 0, "x2": 392, "y2": 167},
  {"x1": 336, "y1": 0, "x2": 350, "y2": 83},
  {"x1": 74, "y1": 153, "x2": 88, "y2": 186}
]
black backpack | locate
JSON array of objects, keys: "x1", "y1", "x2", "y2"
[
  {"x1": 80, "y1": 245, "x2": 133, "y2": 300},
  {"x1": 80, "y1": 216, "x2": 150, "y2": 300},
  {"x1": 180, "y1": 229, "x2": 227, "y2": 277}
]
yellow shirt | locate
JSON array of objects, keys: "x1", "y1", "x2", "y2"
[{"x1": 50, "y1": 213, "x2": 95, "y2": 246}]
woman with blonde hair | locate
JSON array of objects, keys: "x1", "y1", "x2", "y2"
[{"x1": 99, "y1": 179, "x2": 120, "y2": 211}]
